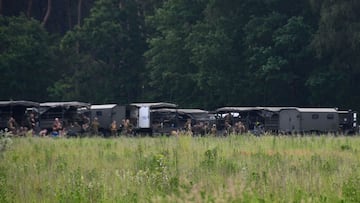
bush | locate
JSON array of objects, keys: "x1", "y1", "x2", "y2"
[{"x1": 0, "y1": 130, "x2": 13, "y2": 153}]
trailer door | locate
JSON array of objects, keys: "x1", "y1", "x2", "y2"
[
  {"x1": 138, "y1": 106, "x2": 150, "y2": 128},
  {"x1": 353, "y1": 112, "x2": 357, "y2": 128},
  {"x1": 280, "y1": 110, "x2": 300, "y2": 133}
]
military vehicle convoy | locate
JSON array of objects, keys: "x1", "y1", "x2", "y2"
[
  {"x1": 0, "y1": 100, "x2": 357, "y2": 136},
  {"x1": 215, "y1": 107, "x2": 357, "y2": 135}
]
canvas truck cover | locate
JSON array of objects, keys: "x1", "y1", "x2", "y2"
[{"x1": 0, "y1": 100, "x2": 40, "y2": 129}]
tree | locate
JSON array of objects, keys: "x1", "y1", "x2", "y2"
[
  {"x1": 309, "y1": 0, "x2": 360, "y2": 109},
  {"x1": 54, "y1": 0, "x2": 147, "y2": 104},
  {"x1": 144, "y1": 0, "x2": 207, "y2": 106},
  {"x1": 41, "y1": 0, "x2": 52, "y2": 26},
  {"x1": 26, "y1": 0, "x2": 32, "y2": 18},
  {"x1": 244, "y1": 13, "x2": 314, "y2": 105},
  {"x1": 0, "y1": 15, "x2": 55, "y2": 100}
]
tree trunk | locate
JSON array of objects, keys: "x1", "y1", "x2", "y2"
[
  {"x1": 66, "y1": 0, "x2": 72, "y2": 29},
  {"x1": 0, "y1": 0, "x2": 3, "y2": 16},
  {"x1": 75, "y1": 0, "x2": 83, "y2": 54},
  {"x1": 27, "y1": 0, "x2": 33, "y2": 18},
  {"x1": 41, "y1": 0, "x2": 52, "y2": 26},
  {"x1": 77, "y1": 0, "x2": 82, "y2": 26}
]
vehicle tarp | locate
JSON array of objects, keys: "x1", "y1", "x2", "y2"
[
  {"x1": 216, "y1": 106, "x2": 291, "y2": 113},
  {"x1": 39, "y1": 101, "x2": 90, "y2": 114},
  {"x1": 0, "y1": 100, "x2": 39, "y2": 107}
]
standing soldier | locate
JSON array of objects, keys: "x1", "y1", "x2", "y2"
[
  {"x1": 224, "y1": 113, "x2": 233, "y2": 125},
  {"x1": 52, "y1": 118, "x2": 62, "y2": 136},
  {"x1": 81, "y1": 115, "x2": 90, "y2": 134},
  {"x1": 121, "y1": 119, "x2": 126, "y2": 135},
  {"x1": 110, "y1": 120, "x2": 118, "y2": 137},
  {"x1": 91, "y1": 117, "x2": 100, "y2": 136},
  {"x1": 184, "y1": 118, "x2": 192, "y2": 134},
  {"x1": 224, "y1": 121, "x2": 232, "y2": 135},
  {"x1": 7, "y1": 117, "x2": 17, "y2": 135},
  {"x1": 27, "y1": 113, "x2": 36, "y2": 134},
  {"x1": 234, "y1": 121, "x2": 246, "y2": 134},
  {"x1": 124, "y1": 119, "x2": 133, "y2": 136},
  {"x1": 210, "y1": 124, "x2": 217, "y2": 136}
]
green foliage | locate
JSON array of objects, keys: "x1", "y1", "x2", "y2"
[
  {"x1": 54, "y1": 0, "x2": 148, "y2": 103},
  {"x1": 340, "y1": 144, "x2": 352, "y2": 151},
  {"x1": 202, "y1": 147, "x2": 219, "y2": 169},
  {"x1": 56, "y1": 168, "x2": 105, "y2": 203},
  {"x1": 144, "y1": 0, "x2": 206, "y2": 105},
  {"x1": 1, "y1": 136, "x2": 360, "y2": 202},
  {"x1": 308, "y1": 0, "x2": 360, "y2": 107},
  {"x1": 2, "y1": 0, "x2": 360, "y2": 110},
  {"x1": 343, "y1": 172, "x2": 360, "y2": 203},
  {"x1": 132, "y1": 151, "x2": 180, "y2": 195},
  {"x1": 0, "y1": 133, "x2": 13, "y2": 202},
  {"x1": 0, "y1": 15, "x2": 55, "y2": 100},
  {"x1": 244, "y1": 11, "x2": 314, "y2": 105},
  {"x1": 0, "y1": 166, "x2": 12, "y2": 203},
  {"x1": 0, "y1": 131, "x2": 13, "y2": 154}
]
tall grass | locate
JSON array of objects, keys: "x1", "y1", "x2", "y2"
[{"x1": 1, "y1": 134, "x2": 359, "y2": 202}]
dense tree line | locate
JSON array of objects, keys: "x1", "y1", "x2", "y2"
[{"x1": 0, "y1": 0, "x2": 359, "y2": 111}]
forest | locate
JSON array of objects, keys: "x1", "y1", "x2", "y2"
[{"x1": 1, "y1": 0, "x2": 360, "y2": 111}]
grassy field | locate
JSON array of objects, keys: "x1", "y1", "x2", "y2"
[{"x1": 1, "y1": 134, "x2": 360, "y2": 202}]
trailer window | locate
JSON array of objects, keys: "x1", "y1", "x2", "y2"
[
  {"x1": 96, "y1": 111, "x2": 102, "y2": 116},
  {"x1": 327, "y1": 114, "x2": 334, "y2": 120},
  {"x1": 312, "y1": 114, "x2": 319, "y2": 119}
]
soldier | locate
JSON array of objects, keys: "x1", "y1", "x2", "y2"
[
  {"x1": 52, "y1": 118, "x2": 62, "y2": 136},
  {"x1": 184, "y1": 118, "x2": 192, "y2": 133},
  {"x1": 124, "y1": 119, "x2": 133, "y2": 135},
  {"x1": 210, "y1": 124, "x2": 217, "y2": 135},
  {"x1": 193, "y1": 122, "x2": 205, "y2": 136},
  {"x1": 27, "y1": 113, "x2": 36, "y2": 133},
  {"x1": 224, "y1": 113, "x2": 233, "y2": 125},
  {"x1": 121, "y1": 119, "x2": 126, "y2": 135},
  {"x1": 39, "y1": 129, "x2": 48, "y2": 137},
  {"x1": 91, "y1": 117, "x2": 100, "y2": 135},
  {"x1": 81, "y1": 115, "x2": 90, "y2": 133},
  {"x1": 110, "y1": 120, "x2": 118, "y2": 137},
  {"x1": 253, "y1": 121, "x2": 263, "y2": 136},
  {"x1": 7, "y1": 117, "x2": 17, "y2": 135},
  {"x1": 203, "y1": 122, "x2": 210, "y2": 135},
  {"x1": 234, "y1": 121, "x2": 246, "y2": 134}
]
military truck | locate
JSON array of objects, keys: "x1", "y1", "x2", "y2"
[
  {"x1": 39, "y1": 101, "x2": 90, "y2": 135},
  {"x1": 338, "y1": 109, "x2": 357, "y2": 135},
  {"x1": 0, "y1": 100, "x2": 39, "y2": 131}
]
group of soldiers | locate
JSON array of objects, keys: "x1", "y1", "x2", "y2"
[
  {"x1": 4, "y1": 112, "x2": 249, "y2": 137},
  {"x1": 62, "y1": 116, "x2": 134, "y2": 137},
  {"x1": 182, "y1": 118, "x2": 247, "y2": 136},
  {"x1": 5, "y1": 115, "x2": 135, "y2": 137},
  {"x1": 5, "y1": 113, "x2": 37, "y2": 136},
  {"x1": 108, "y1": 119, "x2": 133, "y2": 136},
  {"x1": 183, "y1": 119, "x2": 217, "y2": 136}
]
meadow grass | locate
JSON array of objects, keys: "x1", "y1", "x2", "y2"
[{"x1": 1, "y1": 134, "x2": 360, "y2": 202}]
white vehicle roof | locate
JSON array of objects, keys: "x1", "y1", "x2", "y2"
[
  {"x1": 130, "y1": 102, "x2": 177, "y2": 109},
  {"x1": 90, "y1": 104, "x2": 117, "y2": 110}
]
